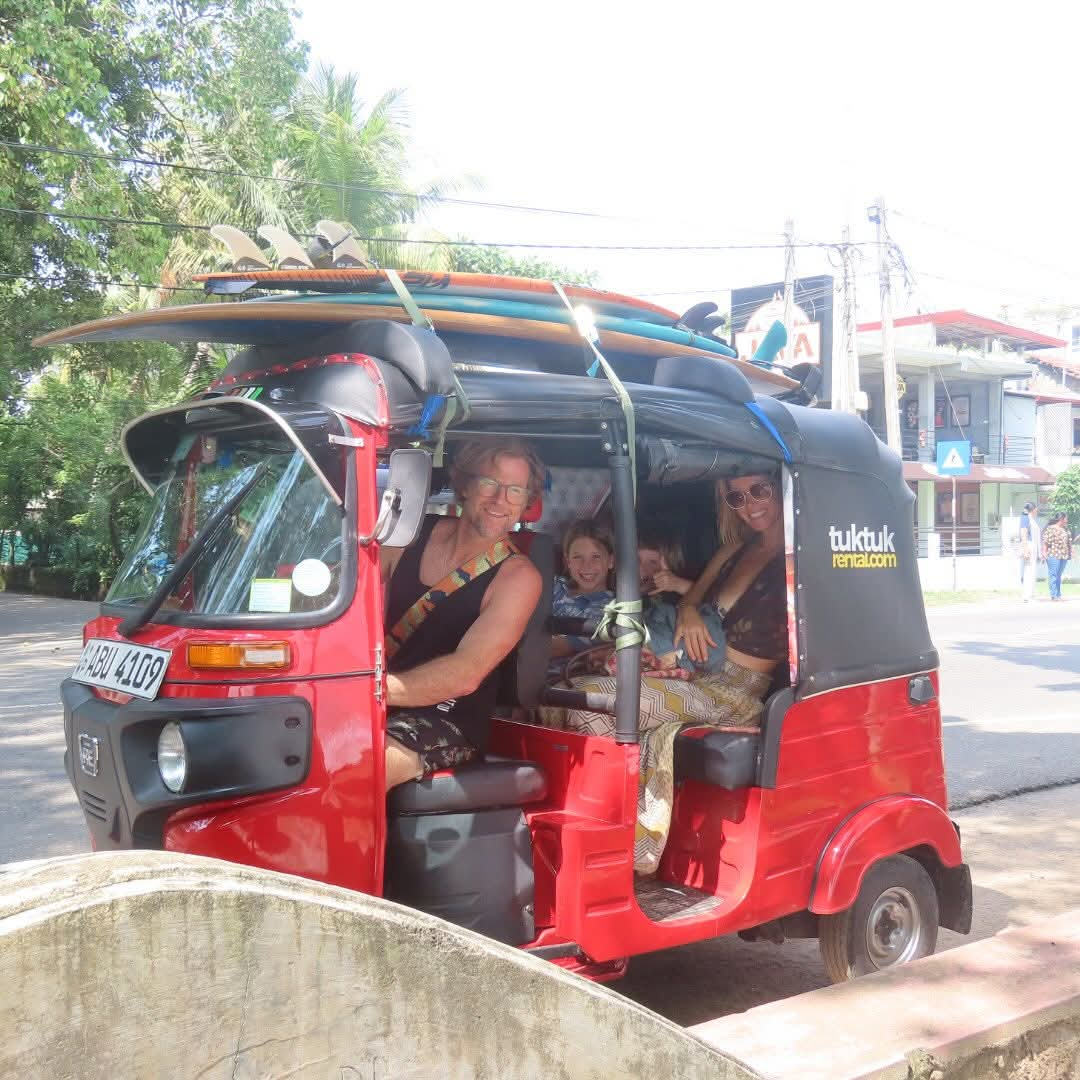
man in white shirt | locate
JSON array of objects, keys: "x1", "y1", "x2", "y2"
[{"x1": 1020, "y1": 501, "x2": 1041, "y2": 602}]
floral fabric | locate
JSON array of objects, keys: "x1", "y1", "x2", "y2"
[{"x1": 1043, "y1": 523, "x2": 1071, "y2": 561}]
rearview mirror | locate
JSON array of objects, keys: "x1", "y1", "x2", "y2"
[{"x1": 361, "y1": 448, "x2": 432, "y2": 547}]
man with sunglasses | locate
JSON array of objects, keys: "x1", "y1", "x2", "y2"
[{"x1": 380, "y1": 437, "x2": 544, "y2": 790}]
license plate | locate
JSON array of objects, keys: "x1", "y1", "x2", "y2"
[{"x1": 71, "y1": 638, "x2": 172, "y2": 701}]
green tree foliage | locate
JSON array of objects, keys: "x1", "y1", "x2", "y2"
[
  {"x1": 0, "y1": 7, "x2": 596, "y2": 594},
  {"x1": 0, "y1": 0, "x2": 306, "y2": 590},
  {"x1": 1049, "y1": 464, "x2": 1080, "y2": 533},
  {"x1": 450, "y1": 243, "x2": 597, "y2": 285}
]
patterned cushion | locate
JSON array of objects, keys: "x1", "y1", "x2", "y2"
[{"x1": 535, "y1": 467, "x2": 611, "y2": 536}]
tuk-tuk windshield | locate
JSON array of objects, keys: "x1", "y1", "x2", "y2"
[{"x1": 107, "y1": 428, "x2": 345, "y2": 617}]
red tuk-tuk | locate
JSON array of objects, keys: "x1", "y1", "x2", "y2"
[{"x1": 41, "y1": 273, "x2": 971, "y2": 984}]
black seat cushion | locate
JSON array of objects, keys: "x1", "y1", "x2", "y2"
[
  {"x1": 495, "y1": 530, "x2": 553, "y2": 708},
  {"x1": 388, "y1": 758, "x2": 547, "y2": 816},
  {"x1": 673, "y1": 728, "x2": 760, "y2": 789}
]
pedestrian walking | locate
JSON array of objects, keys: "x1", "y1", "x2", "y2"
[
  {"x1": 1042, "y1": 511, "x2": 1071, "y2": 601},
  {"x1": 1020, "y1": 501, "x2": 1041, "y2": 602}
]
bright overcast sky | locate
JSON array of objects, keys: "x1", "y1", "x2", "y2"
[{"x1": 295, "y1": 0, "x2": 1079, "y2": 330}]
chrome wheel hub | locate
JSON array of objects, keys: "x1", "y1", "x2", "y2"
[{"x1": 865, "y1": 886, "x2": 922, "y2": 968}]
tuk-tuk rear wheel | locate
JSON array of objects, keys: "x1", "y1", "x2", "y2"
[{"x1": 818, "y1": 854, "x2": 939, "y2": 983}]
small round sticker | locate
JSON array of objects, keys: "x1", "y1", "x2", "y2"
[{"x1": 292, "y1": 559, "x2": 332, "y2": 597}]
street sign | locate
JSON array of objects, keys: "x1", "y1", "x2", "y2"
[{"x1": 936, "y1": 440, "x2": 972, "y2": 476}]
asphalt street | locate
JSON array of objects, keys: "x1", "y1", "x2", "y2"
[{"x1": 1, "y1": 590, "x2": 1078, "y2": 1022}]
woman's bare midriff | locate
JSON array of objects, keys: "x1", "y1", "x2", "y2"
[{"x1": 725, "y1": 644, "x2": 778, "y2": 676}]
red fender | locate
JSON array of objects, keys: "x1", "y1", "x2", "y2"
[{"x1": 810, "y1": 795, "x2": 963, "y2": 915}]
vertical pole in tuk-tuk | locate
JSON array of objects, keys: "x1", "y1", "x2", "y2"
[{"x1": 608, "y1": 452, "x2": 641, "y2": 745}]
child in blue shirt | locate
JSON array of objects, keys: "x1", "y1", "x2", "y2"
[
  {"x1": 637, "y1": 521, "x2": 728, "y2": 674},
  {"x1": 549, "y1": 520, "x2": 615, "y2": 675}
]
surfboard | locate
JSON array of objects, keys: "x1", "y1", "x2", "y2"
[
  {"x1": 33, "y1": 300, "x2": 793, "y2": 391},
  {"x1": 266, "y1": 291, "x2": 740, "y2": 359},
  {"x1": 193, "y1": 269, "x2": 681, "y2": 326}
]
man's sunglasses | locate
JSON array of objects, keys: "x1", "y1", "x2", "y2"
[
  {"x1": 724, "y1": 480, "x2": 774, "y2": 510},
  {"x1": 471, "y1": 474, "x2": 532, "y2": 507}
]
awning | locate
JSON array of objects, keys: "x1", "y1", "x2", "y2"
[{"x1": 903, "y1": 462, "x2": 1056, "y2": 484}]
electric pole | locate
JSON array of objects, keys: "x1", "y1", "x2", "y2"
[
  {"x1": 783, "y1": 218, "x2": 795, "y2": 367},
  {"x1": 834, "y1": 227, "x2": 860, "y2": 413},
  {"x1": 873, "y1": 197, "x2": 901, "y2": 451}
]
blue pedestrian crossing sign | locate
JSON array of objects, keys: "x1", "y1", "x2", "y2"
[{"x1": 936, "y1": 440, "x2": 972, "y2": 476}]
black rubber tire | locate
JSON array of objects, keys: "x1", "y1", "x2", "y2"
[{"x1": 818, "y1": 854, "x2": 939, "y2": 983}]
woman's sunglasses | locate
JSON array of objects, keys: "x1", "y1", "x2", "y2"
[{"x1": 724, "y1": 480, "x2": 773, "y2": 510}]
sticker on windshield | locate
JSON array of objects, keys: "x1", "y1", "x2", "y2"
[
  {"x1": 249, "y1": 578, "x2": 292, "y2": 613},
  {"x1": 292, "y1": 559, "x2": 332, "y2": 597}
]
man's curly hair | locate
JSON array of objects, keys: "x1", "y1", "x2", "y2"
[{"x1": 449, "y1": 437, "x2": 546, "y2": 507}]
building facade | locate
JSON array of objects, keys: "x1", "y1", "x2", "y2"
[{"x1": 855, "y1": 311, "x2": 1067, "y2": 589}]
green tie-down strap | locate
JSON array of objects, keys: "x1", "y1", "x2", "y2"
[{"x1": 593, "y1": 598, "x2": 649, "y2": 651}]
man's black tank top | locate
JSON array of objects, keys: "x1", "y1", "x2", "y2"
[{"x1": 384, "y1": 516, "x2": 506, "y2": 751}]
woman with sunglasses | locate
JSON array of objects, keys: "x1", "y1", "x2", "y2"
[
  {"x1": 538, "y1": 472, "x2": 787, "y2": 875},
  {"x1": 674, "y1": 473, "x2": 786, "y2": 675}
]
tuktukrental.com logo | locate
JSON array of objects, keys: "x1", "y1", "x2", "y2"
[{"x1": 829, "y1": 524, "x2": 898, "y2": 569}]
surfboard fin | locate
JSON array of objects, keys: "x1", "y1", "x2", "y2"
[
  {"x1": 257, "y1": 225, "x2": 314, "y2": 270},
  {"x1": 315, "y1": 220, "x2": 372, "y2": 268},
  {"x1": 751, "y1": 320, "x2": 788, "y2": 367},
  {"x1": 209, "y1": 225, "x2": 271, "y2": 271},
  {"x1": 677, "y1": 301, "x2": 719, "y2": 331}
]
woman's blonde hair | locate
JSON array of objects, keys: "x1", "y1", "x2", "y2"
[
  {"x1": 449, "y1": 437, "x2": 546, "y2": 506},
  {"x1": 715, "y1": 472, "x2": 781, "y2": 545}
]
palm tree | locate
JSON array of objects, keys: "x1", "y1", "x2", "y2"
[{"x1": 149, "y1": 65, "x2": 459, "y2": 296}]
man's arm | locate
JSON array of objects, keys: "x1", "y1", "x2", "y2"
[
  {"x1": 386, "y1": 556, "x2": 542, "y2": 708},
  {"x1": 380, "y1": 544, "x2": 405, "y2": 584}
]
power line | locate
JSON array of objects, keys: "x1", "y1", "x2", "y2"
[
  {"x1": 0, "y1": 270, "x2": 200, "y2": 292},
  {"x1": 0, "y1": 205, "x2": 212, "y2": 232},
  {"x1": 0, "y1": 205, "x2": 853, "y2": 253},
  {"x1": 0, "y1": 137, "x2": 615, "y2": 220},
  {"x1": 5, "y1": 137, "x2": 778, "y2": 230},
  {"x1": 892, "y1": 208, "x2": 1080, "y2": 282}
]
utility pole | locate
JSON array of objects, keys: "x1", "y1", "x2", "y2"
[
  {"x1": 783, "y1": 218, "x2": 795, "y2": 367},
  {"x1": 873, "y1": 197, "x2": 901, "y2": 452},
  {"x1": 834, "y1": 227, "x2": 859, "y2": 413}
]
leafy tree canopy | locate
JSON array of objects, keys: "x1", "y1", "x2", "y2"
[
  {"x1": 1049, "y1": 464, "x2": 1080, "y2": 534},
  {"x1": 450, "y1": 243, "x2": 597, "y2": 286}
]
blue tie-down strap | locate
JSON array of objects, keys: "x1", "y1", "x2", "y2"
[
  {"x1": 744, "y1": 401, "x2": 793, "y2": 464},
  {"x1": 407, "y1": 393, "x2": 448, "y2": 439}
]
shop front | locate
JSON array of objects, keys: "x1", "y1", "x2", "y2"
[{"x1": 903, "y1": 462, "x2": 1056, "y2": 589}]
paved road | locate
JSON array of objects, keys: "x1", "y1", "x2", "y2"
[
  {"x1": 933, "y1": 598, "x2": 1080, "y2": 807},
  {"x1": 1, "y1": 591, "x2": 1078, "y2": 1023}
]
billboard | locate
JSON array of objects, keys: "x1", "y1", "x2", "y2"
[{"x1": 730, "y1": 275, "x2": 834, "y2": 398}]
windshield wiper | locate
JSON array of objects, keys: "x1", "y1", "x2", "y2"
[{"x1": 118, "y1": 463, "x2": 270, "y2": 638}]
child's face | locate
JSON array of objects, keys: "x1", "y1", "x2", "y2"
[
  {"x1": 566, "y1": 537, "x2": 613, "y2": 592},
  {"x1": 638, "y1": 547, "x2": 664, "y2": 592}
]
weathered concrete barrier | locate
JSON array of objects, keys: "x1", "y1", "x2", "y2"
[
  {"x1": 691, "y1": 912, "x2": 1080, "y2": 1079},
  {"x1": 0, "y1": 852, "x2": 755, "y2": 1079}
]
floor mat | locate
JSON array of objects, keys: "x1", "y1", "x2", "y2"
[{"x1": 634, "y1": 877, "x2": 725, "y2": 923}]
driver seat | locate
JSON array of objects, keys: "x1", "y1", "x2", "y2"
[{"x1": 383, "y1": 523, "x2": 553, "y2": 945}]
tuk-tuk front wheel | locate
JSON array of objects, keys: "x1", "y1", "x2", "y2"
[{"x1": 818, "y1": 854, "x2": 939, "y2": 983}]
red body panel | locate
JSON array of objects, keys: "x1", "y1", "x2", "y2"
[
  {"x1": 491, "y1": 671, "x2": 956, "y2": 963},
  {"x1": 809, "y1": 795, "x2": 963, "y2": 914},
  {"x1": 83, "y1": 423, "x2": 390, "y2": 895}
]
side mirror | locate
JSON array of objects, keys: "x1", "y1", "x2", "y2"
[{"x1": 360, "y1": 448, "x2": 432, "y2": 547}]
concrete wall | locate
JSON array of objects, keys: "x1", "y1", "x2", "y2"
[
  {"x1": 1004, "y1": 392, "x2": 1037, "y2": 442},
  {"x1": 1038, "y1": 402, "x2": 1074, "y2": 474},
  {"x1": 0, "y1": 853, "x2": 753, "y2": 1080},
  {"x1": 690, "y1": 913, "x2": 1080, "y2": 1080}
]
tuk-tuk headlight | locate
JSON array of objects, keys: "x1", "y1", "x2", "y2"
[{"x1": 157, "y1": 722, "x2": 188, "y2": 794}]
